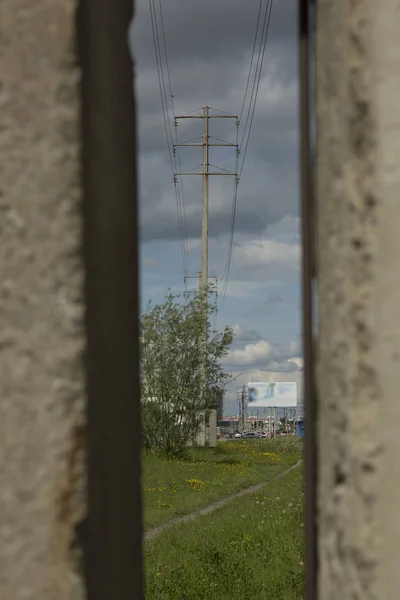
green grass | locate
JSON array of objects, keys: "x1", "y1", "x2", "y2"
[
  {"x1": 145, "y1": 465, "x2": 304, "y2": 599},
  {"x1": 143, "y1": 438, "x2": 302, "y2": 530}
]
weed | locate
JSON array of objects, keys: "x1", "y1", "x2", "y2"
[
  {"x1": 145, "y1": 466, "x2": 304, "y2": 599},
  {"x1": 143, "y1": 438, "x2": 302, "y2": 530}
]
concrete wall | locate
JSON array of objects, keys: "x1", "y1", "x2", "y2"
[
  {"x1": 316, "y1": 1, "x2": 400, "y2": 597},
  {"x1": 0, "y1": 0, "x2": 142, "y2": 598},
  {"x1": 0, "y1": 1, "x2": 86, "y2": 597}
]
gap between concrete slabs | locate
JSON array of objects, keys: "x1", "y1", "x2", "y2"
[{"x1": 144, "y1": 459, "x2": 303, "y2": 541}]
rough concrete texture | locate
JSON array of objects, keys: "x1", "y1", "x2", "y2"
[
  {"x1": 0, "y1": 1, "x2": 86, "y2": 598},
  {"x1": 316, "y1": 1, "x2": 400, "y2": 598}
]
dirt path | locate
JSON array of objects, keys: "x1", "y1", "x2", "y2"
[{"x1": 144, "y1": 459, "x2": 302, "y2": 541}]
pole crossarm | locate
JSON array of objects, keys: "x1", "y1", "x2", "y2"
[
  {"x1": 175, "y1": 115, "x2": 238, "y2": 120},
  {"x1": 174, "y1": 143, "x2": 237, "y2": 147},
  {"x1": 174, "y1": 171, "x2": 237, "y2": 176},
  {"x1": 184, "y1": 274, "x2": 217, "y2": 280}
]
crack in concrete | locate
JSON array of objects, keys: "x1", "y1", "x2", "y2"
[{"x1": 144, "y1": 459, "x2": 303, "y2": 541}]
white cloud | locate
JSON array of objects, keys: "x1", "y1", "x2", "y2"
[
  {"x1": 288, "y1": 357, "x2": 303, "y2": 369},
  {"x1": 225, "y1": 340, "x2": 276, "y2": 367},
  {"x1": 224, "y1": 338, "x2": 301, "y2": 370},
  {"x1": 231, "y1": 239, "x2": 300, "y2": 280}
]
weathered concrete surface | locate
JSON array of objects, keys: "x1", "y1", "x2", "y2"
[
  {"x1": 372, "y1": 5, "x2": 400, "y2": 598},
  {"x1": 0, "y1": 1, "x2": 86, "y2": 598},
  {"x1": 316, "y1": 1, "x2": 400, "y2": 597}
]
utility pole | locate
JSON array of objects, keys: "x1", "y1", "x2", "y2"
[
  {"x1": 183, "y1": 272, "x2": 217, "y2": 446},
  {"x1": 201, "y1": 105, "x2": 209, "y2": 297},
  {"x1": 183, "y1": 274, "x2": 217, "y2": 300},
  {"x1": 174, "y1": 107, "x2": 238, "y2": 447}
]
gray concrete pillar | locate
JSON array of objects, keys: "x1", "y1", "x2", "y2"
[
  {"x1": 316, "y1": 1, "x2": 400, "y2": 597},
  {"x1": 0, "y1": 0, "x2": 142, "y2": 598},
  {"x1": 0, "y1": 1, "x2": 86, "y2": 598},
  {"x1": 209, "y1": 408, "x2": 217, "y2": 448}
]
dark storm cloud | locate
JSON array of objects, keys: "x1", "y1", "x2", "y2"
[
  {"x1": 132, "y1": 0, "x2": 297, "y2": 71},
  {"x1": 131, "y1": 0, "x2": 299, "y2": 245},
  {"x1": 140, "y1": 157, "x2": 298, "y2": 243}
]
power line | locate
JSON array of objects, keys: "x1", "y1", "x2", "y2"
[
  {"x1": 178, "y1": 107, "x2": 203, "y2": 117},
  {"x1": 239, "y1": 0, "x2": 274, "y2": 179},
  {"x1": 238, "y1": 0, "x2": 264, "y2": 123},
  {"x1": 178, "y1": 135, "x2": 203, "y2": 145},
  {"x1": 158, "y1": 0, "x2": 190, "y2": 275},
  {"x1": 209, "y1": 135, "x2": 235, "y2": 145},
  {"x1": 239, "y1": 0, "x2": 273, "y2": 150},
  {"x1": 218, "y1": 0, "x2": 275, "y2": 307},
  {"x1": 208, "y1": 163, "x2": 236, "y2": 174},
  {"x1": 158, "y1": 0, "x2": 190, "y2": 273},
  {"x1": 208, "y1": 106, "x2": 237, "y2": 117},
  {"x1": 148, "y1": 0, "x2": 276, "y2": 310},
  {"x1": 149, "y1": 0, "x2": 189, "y2": 277},
  {"x1": 218, "y1": 138, "x2": 239, "y2": 309}
]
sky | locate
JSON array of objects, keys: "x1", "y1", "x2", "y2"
[{"x1": 130, "y1": 0, "x2": 303, "y2": 416}]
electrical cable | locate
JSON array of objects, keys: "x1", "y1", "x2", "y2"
[
  {"x1": 218, "y1": 125, "x2": 240, "y2": 309},
  {"x1": 208, "y1": 106, "x2": 237, "y2": 117},
  {"x1": 149, "y1": 0, "x2": 276, "y2": 305},
  {"x1": 149, "y1": 0, "x2": 189, "y2": 277},
  {"x1": 239, "y1": 0, "x2": 274, "y2": 179},
  {"x1": 158, "y1": 0, "x2": 190, "y2": 273},
  {"x1": 238, "y1": 0, "x2": 264, "y2": 123},
  {"x1": 218, "y1": 0, "x2": 275, "y2": 307}
]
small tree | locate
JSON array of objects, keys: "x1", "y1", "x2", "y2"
[{"x1": 140, "y1": 290, "x2": 234, "y2": 456}]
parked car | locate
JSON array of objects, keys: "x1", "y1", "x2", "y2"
[
  {"x1": 258, "y1": 431, "x2": 269, "y2": 438},
  {"x1": 242, "y1": 431, "x2": 262, "y2": 439}
]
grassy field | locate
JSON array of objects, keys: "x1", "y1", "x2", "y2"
[
  {"x1": 145, "y1": 464, "x2": 304, "y2": 599},
  {"x1": 143, "y1": 438, "x2": 302, "y2": 530}
]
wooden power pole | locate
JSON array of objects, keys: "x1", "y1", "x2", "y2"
[{"x1": 174, "y1": 107, "x2": 238, "y2": 447}]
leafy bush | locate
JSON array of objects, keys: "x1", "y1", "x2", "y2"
[{"x1": 141, "y1": 291, "x2": 234, "y2": 456}]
